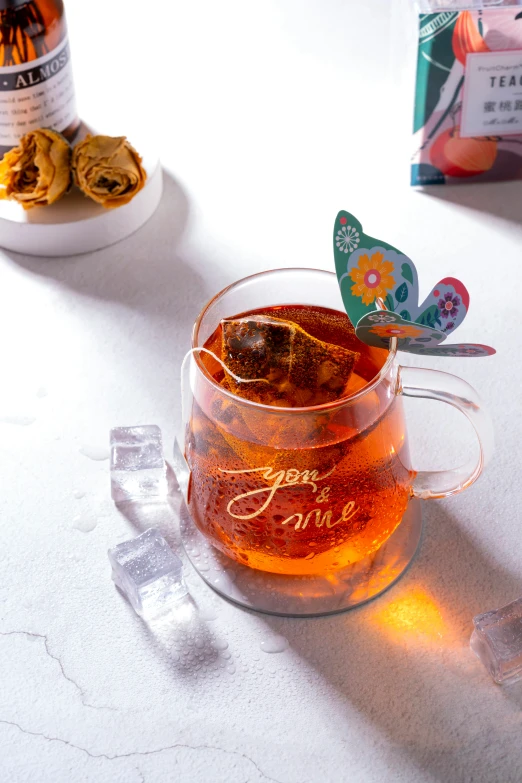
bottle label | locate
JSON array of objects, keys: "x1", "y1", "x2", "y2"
[{"x1": 0, "y1": 37, "x2": 76, "y2": 148}]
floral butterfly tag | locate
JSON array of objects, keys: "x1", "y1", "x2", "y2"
[{"x1": 333, "y1": 211, "x2": 495, "y2": 357}]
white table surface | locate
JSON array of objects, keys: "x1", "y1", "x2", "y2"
[{"x1": 2, "y1": 2, "x2": 522, "y2": 781}]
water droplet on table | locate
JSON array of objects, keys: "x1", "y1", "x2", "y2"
[
  {"x1": 260, "y1": 635, "x2": 289, "y2": 654},
  {"x1": 0, "y1": 414, "x2": 36, "y2": 426},
  {"x1": 72, "y1": 513, "x2": 98, "y2": 533},
  {"x1": 73, "y1": 489, "x2": 86, "y2": 500},
  {"x1": 79, "y1": 444, "x2": 109, "y2": 461}
]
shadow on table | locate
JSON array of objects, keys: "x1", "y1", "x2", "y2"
[
  {"x1": 114, "y1": 465, "x2": 183, "y2": 546},
  {"x1": 114, "y1": 475, "x2": 231, "y2": 684},
  {"x1": 420, "y1": 179, "x2": 522, "y2": 226},
  {"x1": 259, "y1": 501, "x2": 522, "y2": 783},
  {"x1": 2, "y1": 169, "x2": 215, "y2": 332}
]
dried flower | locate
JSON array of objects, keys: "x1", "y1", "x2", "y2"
[
  {"x1": 72, "y1": 135, "x2": 146, "y2": 209},
  {"x1": 0, "y1": 128, "x2": 71, "y2": 209}
]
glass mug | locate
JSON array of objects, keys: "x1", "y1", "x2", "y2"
[{"x1": 183, "y1": 269, "x2": 493, "y2": 577}]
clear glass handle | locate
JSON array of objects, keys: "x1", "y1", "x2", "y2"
[{"x1": 398, "y1": 366, "x2": 494, "y2": 500}]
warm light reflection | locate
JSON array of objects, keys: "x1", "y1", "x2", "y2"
[{"x1": 374, "y1": 588, "x2": 446, "y2": 641}]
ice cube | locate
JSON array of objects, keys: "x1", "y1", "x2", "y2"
[
  {"x1": 471, "y1": 597, "x2": 522, "y2": 684},
  {"x1": 110, "y1": 425, "x2": 167, "y2": 503},
  {"x1": 221, "y1": 315, "x2": 359, "y2": 407},
  {"x1": 108, "y1": 528, "x2": 187, "y2": 617}
]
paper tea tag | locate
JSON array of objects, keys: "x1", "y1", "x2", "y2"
[{"x1": 333, "y1": 210, "x2": 495, "y2": 357}]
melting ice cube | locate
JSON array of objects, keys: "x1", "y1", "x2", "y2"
[
  {"x1": 471, "y1": 597, "x2": 522, "y2": 684},
  {"x1": 110, "y1": 425, "x2": 167, "y2": 503},
  {"x1": 108, "y1": 528, "x2": 187, "y2": 617}
]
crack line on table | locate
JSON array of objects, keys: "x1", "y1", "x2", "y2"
[
  {"x1": 0, "y1": 720, "x2": 283, "y2": 783},
  {"x1": 0, "y1": 631, "x2": 116, "y2": 712}
]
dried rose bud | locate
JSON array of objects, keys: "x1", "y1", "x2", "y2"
[
  {"x1": 0, "y1": 128, "x2": 71, "y2": 209},
  {"x1": 72, "y1": 134, "x2": 147, "y2": 209}
]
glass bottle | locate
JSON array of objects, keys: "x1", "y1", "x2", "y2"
[{"x1": 0, "y1": 0, "x2": 79, "y2": 157}]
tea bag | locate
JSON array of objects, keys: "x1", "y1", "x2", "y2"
[{"x1": 221, "y1": 315, "x2": 359, "y2": 407}]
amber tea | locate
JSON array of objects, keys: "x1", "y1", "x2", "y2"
[{"x1": 186, "y1": 303, "x2": 414, "y2": 576}]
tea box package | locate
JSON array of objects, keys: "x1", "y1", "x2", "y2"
[{"x1": 410, "y1": 1, "x2": 522, "y2": 184}]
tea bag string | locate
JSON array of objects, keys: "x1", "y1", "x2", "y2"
[{"x1": 180, "y1": 347, "x2": 269, "y2": 426}]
